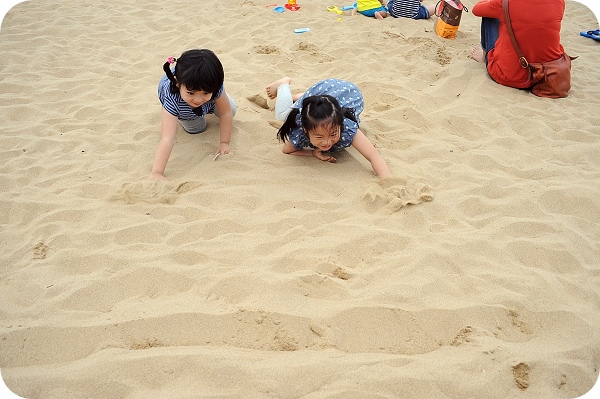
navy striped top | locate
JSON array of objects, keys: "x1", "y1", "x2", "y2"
[
  {"x1": 389, "y1": 0, "x2": 420, "y2": 18},
  {"x1": 157, "y1": 73, "x2": 224, "y2": 120}
]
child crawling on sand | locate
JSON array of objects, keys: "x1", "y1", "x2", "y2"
[
  {"x1": 150, "y1": 49, "x2": 236, "y2": 180},
  {"x1": 266, "y1": 77, "x2": 392, "y2": 179}
]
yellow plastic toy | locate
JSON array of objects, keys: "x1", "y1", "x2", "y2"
[
  {"x1": 327, "y1": 5, "x2": 343, "y2": 14},
  {"x1": 286, "y1": 0, "x2": 300, "y2": 11}
]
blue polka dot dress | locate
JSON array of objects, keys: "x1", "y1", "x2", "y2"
[{"x1": 289, "y1": 79, "x2": 364, "y2": 151}]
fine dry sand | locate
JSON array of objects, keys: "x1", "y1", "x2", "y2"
[{"x1": 1, "y1": 0, "x2": 599, "y2": 398}]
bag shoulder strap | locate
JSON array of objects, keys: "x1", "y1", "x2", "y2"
[
  {"x1": 452, "y1": 0, "x2": 468, "y2": 11},
  {"x1": 502, "y1": 0, "x2": 529, "y2": 68}
]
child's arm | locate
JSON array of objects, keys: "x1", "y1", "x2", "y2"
[
  {"x1": 351, "y1": 129, "x2": 392, "y2": 178},
  {"x1": 214, "y1": 91, "x2": 233, "y2": 155},
  {"x1": 282, "y1": 141, "x2": 337, "y2": 162},
  {"x1": 150, "y1": 108, "x2": 179, "y2": 180}
]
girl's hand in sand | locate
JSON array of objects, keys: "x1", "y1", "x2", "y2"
[
  {"x1": 149, "y1": 171, "x2": 167, "y2": 181},
  {"x1": 312, "y1": 149, "x2": 337, "y2": 163},
  {"x1": 218, "y1": 142, "x2": 231, "y2": 155}
]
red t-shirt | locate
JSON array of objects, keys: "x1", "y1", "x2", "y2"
[{"x1": 472, "y1": 0, "x2": 565, "y2": 88}]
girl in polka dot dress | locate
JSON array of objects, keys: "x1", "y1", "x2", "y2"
[{"x1": 265, "y1": 77, "x2": 391, "y2": 178}]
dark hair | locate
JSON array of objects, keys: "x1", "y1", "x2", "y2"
[
  {"x1": 162, "y1": 49, "x2": 224, "y2": 100},
  {"x1": 276, "y1": 95, "x2": 357, "y2": 143}
]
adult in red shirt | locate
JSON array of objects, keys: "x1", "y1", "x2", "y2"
[{"x1": 470, "y1": 0, "x2": 566, "y2": 89}]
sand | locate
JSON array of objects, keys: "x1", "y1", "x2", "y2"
[{"x1": 0, "y1": 0, "x2": 599, "y2": 398}]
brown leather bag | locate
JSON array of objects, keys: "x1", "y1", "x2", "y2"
[{"x1": 502, "y1": 0, "x2": 576, "y2": 98}]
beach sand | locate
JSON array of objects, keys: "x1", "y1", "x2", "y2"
[{"x1": 1, "y1": 0, "x2": 599, "y2": 398}]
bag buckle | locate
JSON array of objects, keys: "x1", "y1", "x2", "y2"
[{"x1": 519, "y1": 57, "x2": 529, "y2": 68}]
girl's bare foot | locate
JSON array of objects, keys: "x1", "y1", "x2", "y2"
[
  {"x1": 470, "y1": 46, "x2": 486, "y2": 63},
  {"x1": 266, "y1": 77, "x2": 292, "y2": 100},
  {"x1": 374, "y1": 11, "x2": 384, "y2": 19}
]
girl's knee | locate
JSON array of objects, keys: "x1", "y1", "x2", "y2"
[{"x1": 180, "y1": 117, "x2": 207, "y2": 133}]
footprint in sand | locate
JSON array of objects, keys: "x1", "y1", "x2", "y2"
[
  {"x1": 254, "y1": 45, "x2": 280, "y2": 55},
  {"x1": 33, "y1": 242, "x2": 48, "y2": 259},
  {"x1": 512, "y1": 362, "x2": 530, "y2": 390},
  {"x1": 247, "y1": 94, "x2": 270, "y2": 110},
  {"x1": 332, "y1": 267, "x2": 352, "y2": 280},
  {"x1": 110, "y1": 180, "x2": 198, "y2": 204},
  {"x1": 296, "y1": 42, "x2": 334, "y2": 62},
  {"x1": 363, "y1": 177, "x2": 433, "y2": 213},
  {"x1": 383, "y1": 30, "x2": 404, "y2": 40},
  {"x1": 507, "y1": 309, "x2": 532, "y2": 334}
]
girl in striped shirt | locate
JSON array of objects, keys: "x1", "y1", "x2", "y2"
[
  {"x1": 151, "y1": 49, "x2": 236, "y2": 180},
  {"x1": 388, "y1": 0, "x2": 434, "y2": 19}
]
